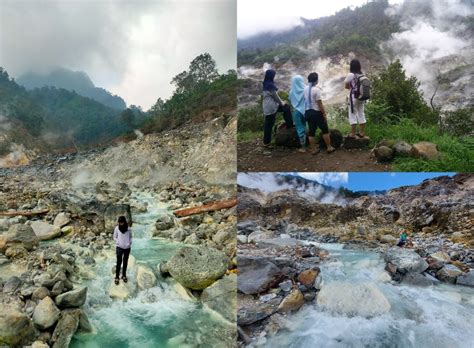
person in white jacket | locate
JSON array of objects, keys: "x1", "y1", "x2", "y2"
[{"x1": 113, "y1": 216, "x2": 132, "y2": 285}]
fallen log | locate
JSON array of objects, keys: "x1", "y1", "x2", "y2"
[
  {"x1": 0, "y1": 209, "x2": 49, "y2": 217},
  {"x1": 173, "y1": 198, "x2": 237, "y2": 217}
]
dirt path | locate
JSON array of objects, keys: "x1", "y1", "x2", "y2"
[{"x1": 238, "y1": 139, "x2": 392, "y2": 172}]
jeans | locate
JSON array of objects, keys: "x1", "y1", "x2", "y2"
[
  {"x1": 116, "y1": 247, "x2": 131, "y2": 278},
  {"x1": 292, "y1": 110, "x2": 307, "y2": 147},
  {"x1": 263, "y1": 104, "x2": 293, "y2": 145}
]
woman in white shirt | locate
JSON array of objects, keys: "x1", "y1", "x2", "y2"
[{"x1": 344, "y1": 59, "x2": 367, "y2": 138}]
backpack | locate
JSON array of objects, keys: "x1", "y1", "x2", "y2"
[{"x1": 351, "y1": 74, "x2": 371, "y2": 101}]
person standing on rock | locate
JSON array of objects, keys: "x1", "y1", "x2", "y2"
[
  {"x1": 344, "y1": 59, "x2": 367, "y2": 139},
  {"x1": 113, "y1": 216, "x2": 132, "y2": 285},
  {"x1": 262, "y1": 69, "x2": 294, "y2": 147},
  {"x1": 289, "y1": 75, "x2": 308, "y2": 152},
  {"x1": 304, "y1": 72, "x2": 335, "y2": 154}
]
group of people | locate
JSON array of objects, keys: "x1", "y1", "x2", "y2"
[{"x1": 261, "y1": 59, "x2": 367, "y2": 154}]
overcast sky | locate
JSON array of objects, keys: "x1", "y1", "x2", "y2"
[
  {"x1": 0, "y1": 0, "x2": 236, "y2": 109},
  {"x1": 238, "y1": 0, "x2": 404, "y2": 39}
]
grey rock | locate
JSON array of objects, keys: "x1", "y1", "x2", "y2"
[
  {"x1": 55, "y1": 287, "x2": 87, "y2": 308},
  {"x1": 437, "y1": 264, "x2": 463, "y2": 283},
  {"x1": 1, "y1": 224, "x2": 39, "y2": 251},
  {"x1": 393, "y1": 141, "x2": 413, "y2": 156},
  {"x1": 32, "y1": 286, "x2": 51, "y2": 300},
  {"x1": 374, "y1": 146, "x2": 394, "y2": 162},
  {"x1": 237, "y1": 256, "x2": 283, "y2": 295},
  {"x1": 3, "y1": 276, "x2": 22, "y2": 293},
  {"x1": 0, "y1": 304, "x2": 36, "y2": 347},
  {"x1": 33, "y1": 296, "x2": 60, "y2": 330},
  {"x1": 456, "y1": 270, "x2": 474, "y2": 287},
  {"x1": 384, "y1": 247, "x2": 429, "y2": 274},
  {"x1": 167, "y1": 246, "x2": 229, "y2": 290},
  {"x1": 201, "y1": 274, "x2": 236, "y2": 323},
  {"x1": 31, "y1": 221, "x2": 61, "y2": 241},
  {"x1": 51, "y1": 309, "x2": 80, "y2": 348}
]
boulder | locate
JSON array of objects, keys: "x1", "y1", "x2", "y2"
[
  {"x1": 237, "y1": 235, "x2": 248, "y2": 244},
  {"x1": 0, "y1": 304, "x2": 36, "y2": 347},
  {"x1": 319, "y1": 129, "x2": 343, "y2": 149},
  {"x1": 401, "y1": 273, "x2": 434, "y2": 287},
  {"x1": 32, "y1": 341, "x2": 50, "y2": 348},
  {"x1": 278, "y1": 289, "x2": 304, "y2": 312},
  {"x1": 275, "y1": 123, "x2": 301, "y2": 148},
  {"x1": 436, "y1": 264, "x2": 463, "y2": 283},
  {"x1": 3, "y1": 276, "x2": 22, "y2": 293},
  {"x1": 33, "y1": 296, "x2": 60, "y2": 330},
  {"x1": 393, "y1": 141, "x2": 413, "y2": 156},
  {"x1": 55, "y1": 287, "x2": 87, "y2": 308},
  {"x1": 53, "y1": 212, "x2": 71, "y2": 228},
  {"x1": 155, "y1": 215, "x2": 175, "y2": 231},
  {"x1": 167, "y1": 246, "x2": 229, "y2": 290},
  {"x1": 384, "y1": 247, "x2": 428, "y2": 274},
  {"x1": 1, "y1": 224, "x2": 39, "y2": 252},
  {"x1": 343, "y1": 136, "x2": 370, "y2": 149},
  {"x1": 297, "y1": 268, "x2": 320, "y2": 288},
  {"x1": 171, "y1": 228, "x2": 190, "y2": 242},
  {"x1": 317, "y1": 282, "x2": 391, "y2": 317},
  {"x1": 30, "y1": 221, "x2": 61, "y2": 241},
  {"x1": 430, "y1": 251, "x2": 450, "y2": 263},
  {"x1": 201, "y1": 274, "x2": 236, "y2": 323},
  {"x1": 237, "y1": 256, "x2": 284, "y2": 295},
  {"x1": 380, "y1": 234, "x2": 397, "y2": 244},
  {"x1": 456, "y1": 270, "x2": 474, "y2": 287},
  {"x1": 411, "y1": 141, "x2": 439, "y2": 160},
  {"x1": 136, "y1": 264, "x2": 157, "y2": 290},
  {"x1": 374, "y1": 146, "x2": 394, "y2": 162},
  {"x1": 212, "y1": 226, "x2": 236, "y2": 246},
  {"x1": 104, "y1": 204, "x2": 132, "y2": 232},
  {"x1": 51, "y1": 309, "x2": 80, "y2": 348},
  {"x1": 5, "y1": 245, "x2": 28, "y2": 259},
  {"x1": 108, "y1": 280, "x2": 137, "y2": 300},
  {"x1": 32, "y1": 286, "x2": 51, "y2": 300}
]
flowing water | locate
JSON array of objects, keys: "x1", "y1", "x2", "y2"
[
  {"x1": 70, "y1": 192, "x2": 234, "y2": 348},
  {"x1": 266, "y1": 243, "x2": 474, "y2": 348}
]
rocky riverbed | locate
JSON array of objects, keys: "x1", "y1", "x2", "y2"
[
  {"x1": 0, "y1": 116, "x2": 238, "y2": 347},
  {"x1": 237, "y1": 174, "x2": 474, "y2": 347}
]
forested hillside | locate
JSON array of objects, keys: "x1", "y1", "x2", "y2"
[{"x1": 17, "y1": 68, "x2": 127, "y2": 110}]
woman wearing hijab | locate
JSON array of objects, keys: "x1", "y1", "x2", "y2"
[
  {"x1": 113, "y1": 216, "x2": 132, "y2": 285},
  {"x1": 289, "y1": 75, "x2": 307, "y2": 152},
  {"x1": 262, "y1": 69, "x2": 294, "y2": 146}
]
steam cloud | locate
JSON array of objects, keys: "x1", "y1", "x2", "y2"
[
  {"x1": 237, "y1": 172, "x2": 347, "y2": 205},
  {"x1": 383, "y1": 0, "x2": 474, "y2": 104}
]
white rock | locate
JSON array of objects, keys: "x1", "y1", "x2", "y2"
[
  {"x1": 30, "y1": 221, "x2": 61, "y2": 241},
  {"x1": 53, "y1": 212, "x2": 71, "y2": 227},
  {"x1": 317, "y1": 282, "x2": 391, "y2": 317}
]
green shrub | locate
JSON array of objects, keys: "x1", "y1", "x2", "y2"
[
  {"x1": 442, "y1": 108, "x2": 474, "y2": 137},
  {"x1": 238, "y1": 105, "x2": 262, "y2": 133},
  {"x1": 371, "y1": 60, "x2": 438, "y2": 125}
]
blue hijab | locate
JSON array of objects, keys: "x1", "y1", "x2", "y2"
[
  {"x1": 262, "y1": 69, "x2": 278, "y2": 91},
  {"x1": 289, "y1": 75, "x2": 306, "y2": 115}
]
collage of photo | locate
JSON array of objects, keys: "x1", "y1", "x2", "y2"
[{"x1": 0, "y1": 0, "x2": 473, "y2": 347}]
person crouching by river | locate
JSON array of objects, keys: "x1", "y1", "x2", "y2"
[
  {"x1": 304, "y1": 72, "x2": 335, "y2": 155},
  {"x1": 114, "y1": 216, "x2": 132, "y2": 285},
  {"x1": 262, "y1": 69, "x2": 294, "y2": 147}
]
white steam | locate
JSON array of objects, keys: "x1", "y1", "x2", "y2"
[
  {"x1": 383, "y1": 0, "x2": 474, "y2": 106},
  {"x1": 238, "y1": 172, "x2": 347, "y2": 205}
]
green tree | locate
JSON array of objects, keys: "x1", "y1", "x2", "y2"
[
  {"x1": 171, "y1": 53, "x2": 219, "y2": 93},
  {"x1": 371, "y1": 60, "x2": 437, "y2": 124},
  {"x1": 120, "y1": 108, "x2": 135, "y2": 128}
]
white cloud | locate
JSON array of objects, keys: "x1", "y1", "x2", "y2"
[
  {"x1": 297, "y1": 173, "x2": 349, "y2": 187},
  {"x1": 0, "y1": 0, "x2": 236, "y2": 110}
]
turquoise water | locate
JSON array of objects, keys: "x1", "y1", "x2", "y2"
[
  {"x1": 265, "y1": 243, "x2": 474, "y2": 348},
  {"x1": 70, "y1": 192, "x2": 235, "y2": 348}
]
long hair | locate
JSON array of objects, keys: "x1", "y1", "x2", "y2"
[
  {"x1": 118, "y1": 216, "x2": 128, "y2": 233},
  {"x1": 350, "y1": 59, "x2": 362, "y2": 74}
]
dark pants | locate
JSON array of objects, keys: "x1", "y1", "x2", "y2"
[
  {"x1": 116, "y1": 247, "x2": 131, "y2": 278},
  {"x1": 305, "y1": 109, "x2": 329, "y2": 137},
  {"x1": 263, "y1": 104, "x2": 294, "y2": 145}
]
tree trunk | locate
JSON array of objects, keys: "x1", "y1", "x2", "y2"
[{"x1": 173, "y1": 198, "x2": 237, "y2": 217}]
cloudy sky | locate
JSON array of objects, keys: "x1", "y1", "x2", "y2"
[
  {"x1": 0, "y1": 0, "x2": 236, "y2": 109},
  {"x1": 238, "y1": 0, "x2": 404, "y2": 39}
]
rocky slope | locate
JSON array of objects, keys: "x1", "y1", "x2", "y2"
[{"x1": 0, "y1": 115, "x2": 237, "y2": 347}]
